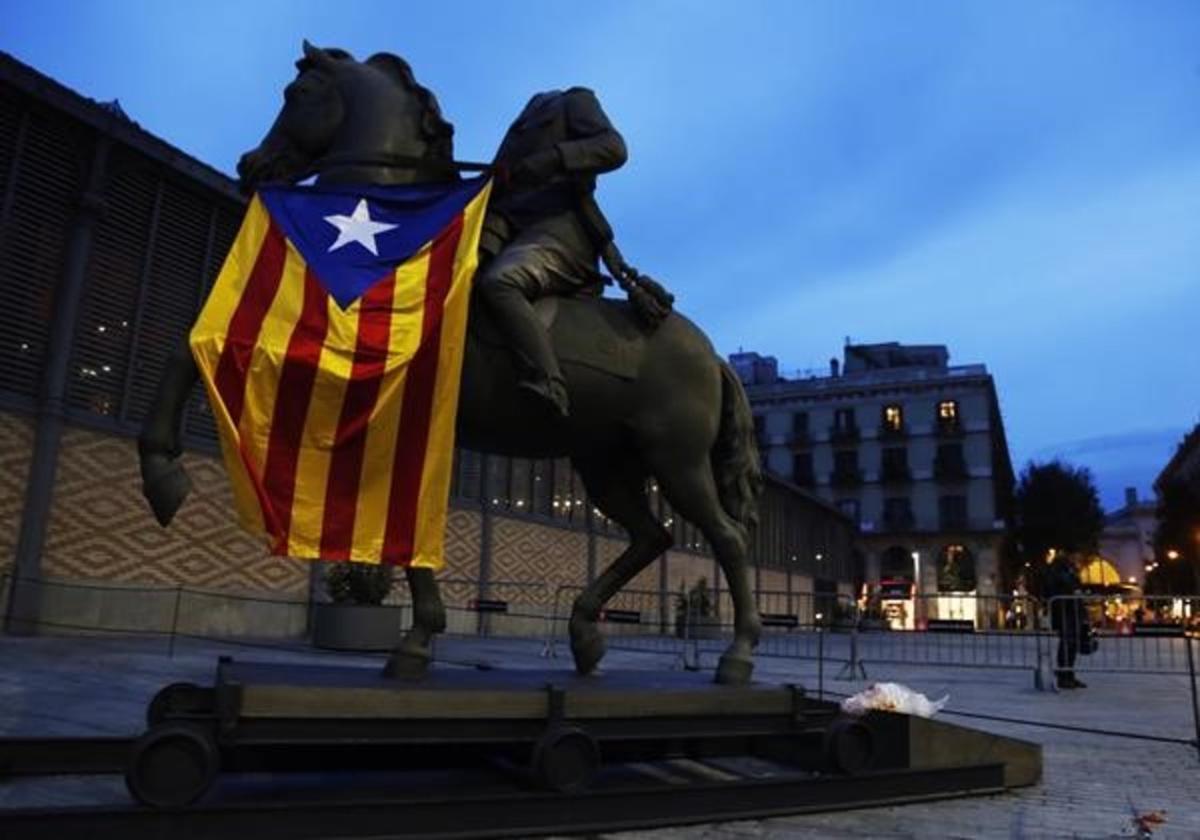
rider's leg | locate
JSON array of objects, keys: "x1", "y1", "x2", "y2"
[{"x1": 476, "y1": 243, "x2": 572, "y2": 417}]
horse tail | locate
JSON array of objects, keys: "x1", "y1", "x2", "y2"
[{"x1": 711, "y1": 360, "x2": 763, "y2": 533}]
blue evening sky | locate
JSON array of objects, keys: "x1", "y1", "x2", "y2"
[{"x1": 4, "y1": 1, "x2": 1197, "y2": 510}]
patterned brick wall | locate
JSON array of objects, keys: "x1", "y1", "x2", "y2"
[
  {"x1": 489, "y1": 516, "x2": 587, "y2": 608},
  {"x1": 41, "y1": 425, "x2": 309, "y2": 595},
  {"x1": 0, "y1": 411, "x2": 35, "y2": 578}
]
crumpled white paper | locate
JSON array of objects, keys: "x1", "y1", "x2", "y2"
[{"x1": 840, "y1": 682, "x2": 949, "y2": 718}]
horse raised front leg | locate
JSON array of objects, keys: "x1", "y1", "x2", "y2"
[{"x1": 382, "y1": 567, "x2": 445, "y2": 679}]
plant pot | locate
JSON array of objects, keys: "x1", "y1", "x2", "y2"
[{"x1": 312, "y1": 603, "x2": 406, "y2": 651}]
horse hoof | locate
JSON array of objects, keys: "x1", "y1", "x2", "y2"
[
  {"x1": 570, "y1": 626, "x2": 606, "y2": 676},
  {"x1": 715, "y1": 652, "x2": 754, "y2": 685},
  {"x1": 382, "y1": 648, "x2": 430, "y2": 680}
]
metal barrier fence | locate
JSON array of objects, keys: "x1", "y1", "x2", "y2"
[{"x1": 1043, "y1": 594, "x2": 1200, "y2": 676}]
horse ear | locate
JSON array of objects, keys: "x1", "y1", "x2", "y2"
[{"x1": 302, "y1": 40, "x2": 339, "y2": 73}]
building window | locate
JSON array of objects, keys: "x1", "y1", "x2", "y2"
[
  {"x1": 937, "y1": 400, "x2": 961, "y2": 433},
  {"x1": 552, "y1": 457, "x2": 577, "y2": 521},
  {"x1": 509, "y1": 458, "x2": 531, "y2": 511},
  {"x1": 933, "y1": 443, "x2": 967, "y2": 481},
  {"x1": 792, "y1": 452, "x2": 814, "y2": 487},
  {"x1": 880, "y1": 545, "x2": 914, "y2": 581},
  {"x1": 880, "y1": 447, "x2": 910, "y2": 483},
  {"x1": 753, "y1": 414, "x2": 766, "y2": 447},
  {"x1": 939, "y1": 495, "x2": 968, "y2": 530},
  {"x1": 883, "y1": 497, "x2": 914, "y2": 531},
  {"x1": 937, "y1": 544, "x2": 977, "y2": 592},
  {"x1": 836, "y1": 498, "x2": 860, "y2": 523},
  {"x1": 831, "y1": 407, "x2": 859, "y2": 443},
  {"x1": 792, "y1": 411, "x2": 809, "y2": 442},
  {"x1": 831, "y1": 450, "x2": 861, "y2": 486},
  {"x1": 882, "y1": 404, "x2": 903, "y2": 433}
]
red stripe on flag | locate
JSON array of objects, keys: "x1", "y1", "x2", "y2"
[
  {"x1": 261, "y1": 268, "x2": 331, "y2": 550},
  {"x1": 382, "y1": 216, "x2": 465, "y2": 564},
  {"x1": 212, "y1": 220, "x2": 287, "y2": 428},
  {"x1": 319, "y1": 275, "x2": 397, "y2": 560}
]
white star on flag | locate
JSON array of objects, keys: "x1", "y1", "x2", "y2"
[{"x1": 323, "y1": 198, "x2": 398, "y2": 256}]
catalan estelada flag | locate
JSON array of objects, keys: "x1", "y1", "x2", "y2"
[{"x1": 190, "y1": 176, "x2": 492, "y2": 568}]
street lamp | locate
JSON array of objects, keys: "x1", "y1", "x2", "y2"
[{"x1": 1167, "y1": 549, "x2": 1180, "y2": 561}]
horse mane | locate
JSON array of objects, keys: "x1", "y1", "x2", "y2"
[
  {"x1": 365, "y1": 52, "x2": 455, "y2": 163},
  {"x1": 293, "y1": 47, "x2": 456, "y2": 164}
]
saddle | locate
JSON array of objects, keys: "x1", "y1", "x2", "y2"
[{"x1": 469, "y1": 290, "x2": 646, "y2": 381}]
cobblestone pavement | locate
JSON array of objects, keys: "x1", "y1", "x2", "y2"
[{"x1": 1, "y1": 634, "x2": 1198, "y2": 838}]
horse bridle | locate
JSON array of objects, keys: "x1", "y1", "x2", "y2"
[{"x1": 306, "y1": 151, "x2": 493, "y2": 179}]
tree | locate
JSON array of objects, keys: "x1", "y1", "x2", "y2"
[
  {"x1": 1010, "y1": 460, "x2": 1105, "y2": 593},
  {"x1": 1149, "y1": 476, "x2": 1200, "y2": 595}
]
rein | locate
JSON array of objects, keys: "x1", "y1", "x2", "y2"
[{"x1": 306, "y1": 151, "x2": 493, "y2": 178}]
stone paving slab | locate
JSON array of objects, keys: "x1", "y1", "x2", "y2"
[{"x1": 0, "y1": 634, "x2": 1197, "y2": 838}]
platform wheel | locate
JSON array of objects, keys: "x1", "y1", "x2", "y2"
[
  {"x1": 531, "y1": 725, "x2": 600, "y2": 793},
  {"x1": 125, "y1": 722, "x2": 220, "y2": 808},
  {"x1": 146, "y1": 681, "x2": 205, "y2": 726},
  {"x1": 824, "y1": 717, "x2": 875, "y2": 775}
]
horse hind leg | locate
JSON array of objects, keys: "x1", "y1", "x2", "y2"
[
  {"x1": 382, "y1": 566, "x2": 446, "y2": 679},
  {"x1": 650, "y1": 455, "x2": 760, "y2": 685},
  {"x1": 569, "y1": 457, "x2": 672, "y2": 676}
]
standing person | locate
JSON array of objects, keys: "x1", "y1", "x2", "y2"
[{"x1": 1044, "y1": 551, "x2": 1087, "y2": 689}]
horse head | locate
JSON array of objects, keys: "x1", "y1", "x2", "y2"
[{"x1": 236, "y1": 40, "x2": 456, "y2": 192}]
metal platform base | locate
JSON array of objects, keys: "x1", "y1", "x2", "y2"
[{"x1": 0, "y1": 657, "x2": 1042, "y2": 838}]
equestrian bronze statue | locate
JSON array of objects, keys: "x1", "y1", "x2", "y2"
[{"x1": 138, "y1": 42, "x2": 764, "y2": 685}]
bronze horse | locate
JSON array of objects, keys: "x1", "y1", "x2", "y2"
[{"x1": 139, "y1": 42, "x2": 764, "y2": 684}]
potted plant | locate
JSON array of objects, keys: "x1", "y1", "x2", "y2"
[
  {"x1": 311, "y1": 562, "x2": 406, "y2": 651},
  {"x1": 674, "y1": 578, "x2": 721, "y2": 640}
]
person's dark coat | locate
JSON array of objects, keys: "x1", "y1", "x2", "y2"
[
  {"x1": 1044, "y1": 557, "x2": 1084, "y2": 635},
  {"x1": 482, "y1": 87, "x2": 627, "y2": 273}
]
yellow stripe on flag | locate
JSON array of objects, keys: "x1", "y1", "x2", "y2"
[
  {"x1": 347, "y1": 250, "x2": 432, "y2": 562},
  {"x1": 286, "y1": 293, "x2": 362, "y2": 557},
  {"x1": 410, "y1": 182, "x2": 491, "y2": 568},
  {"x1": 190, "y1": 198, "x2": 274, "y2": 538}
]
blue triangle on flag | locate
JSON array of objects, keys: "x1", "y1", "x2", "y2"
[{"x1": 259, "y1": 176, "x2": 488, "y2": 309}]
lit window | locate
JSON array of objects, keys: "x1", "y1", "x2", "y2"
[
  {"x1": 883, "y1": 404, "x2": 903, "y2": 431},
  {"x1": 938, "y1": 400, "x2": 958, "y2": 422}
]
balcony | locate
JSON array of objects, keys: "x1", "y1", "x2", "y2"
[
  {"x1": 936, "y1": 419, "x2": 964, "y2": 437},
  {"x1": 879, "y1": 463, "x2": 912, "y2": 484},
  {"x1": 829, "y1": 424, "x2": 860, "y2": 444},
  {"x1": 877, "y1": 423, "x2": 907, "y2": 441},
  {"x1": 933, "y1": 454, "x2": 969, "y2": 482},
  {"x1": 940, "y1": 512, "x2": 969, "y2": 531},
  {"x1": 829, "y1": 467, "x2": 863, "y2": 487},
  {"x1": 882, "y1": 509, "x2": 915, "y2": 532}
]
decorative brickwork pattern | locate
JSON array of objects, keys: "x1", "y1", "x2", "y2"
[
  {"x1": 0, "y1": 411, "x2": 35, "y2": 577},
  {"x1": 490, "y1": 516, "x2": 587, "y2": 607},
  {"x1": 41, "y1": 426, "x2": 309, "y2": 595}
]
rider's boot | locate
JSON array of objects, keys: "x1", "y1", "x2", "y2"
[{"x1": 518, "y1": 374, "x2": 569, "y2": 419}]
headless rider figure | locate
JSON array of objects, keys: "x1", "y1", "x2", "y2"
[{"x1": 477, "y1": 87, "x2": 627, "y2": 419}]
